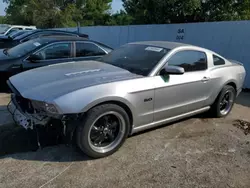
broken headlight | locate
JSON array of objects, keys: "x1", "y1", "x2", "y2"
[
  {"x1": 44, "y1": 103, "x2": 58, "y2": 114},
  {"x1": 31, "y1": 100, "x2": 58, "y2": 114}
]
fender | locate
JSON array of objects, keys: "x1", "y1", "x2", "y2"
[
  {"x1": 211, "y1": 79, "x2": 237, "y2": 104},
  {"x1": 80, "y1": 96, "x2": 136, "y2": 118}
]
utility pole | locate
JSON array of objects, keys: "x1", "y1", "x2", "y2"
[{"x1": 77, "y1": 22, "x2": 80, "y2": 34}]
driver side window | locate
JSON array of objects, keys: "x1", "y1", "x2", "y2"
[
  {"x1": 168, "y1": 50, "x2": 207, "y2": 72},
  {"x1": 35, "y1": 43, "x2": 71, "y2": 60}
]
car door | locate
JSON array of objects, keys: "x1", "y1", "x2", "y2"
[
  {"x1": 73, "y1": 41, "x2": 108, "y2": 61},
  {"x1": 153, "y1": 50, "x2": 211, "y2": 122},
  {"x1": 22, "y1": 42, "x2": 74, "y2": 71}
]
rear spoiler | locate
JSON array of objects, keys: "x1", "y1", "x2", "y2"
[
  {"x1": 227, "y1": 59, "x2": 243, "y2": 66},
  {"x1": 78, "y1": 33, "x2": 89, "y2": 39}
]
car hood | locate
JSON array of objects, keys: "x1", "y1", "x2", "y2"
[{"x1": 9, "y1": 60, "x2": 141, "y2": 101}]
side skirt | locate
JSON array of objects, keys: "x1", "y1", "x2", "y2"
[{"x1": 131, "y1": 106, "x2": 210, "y2": 134}]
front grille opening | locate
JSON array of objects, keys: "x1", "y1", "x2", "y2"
[
  {"x1": 8, "y1": 81, "x2": 35, "y2": 114},
  {"x1": 15, "y1": 95, "x2": 34, "y2": 114}
]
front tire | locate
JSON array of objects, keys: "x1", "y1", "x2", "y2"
[
  {"x1": 211, "y1": 85, "x2": 236, "y2": 118},
  {"x1": 76, "y1": 104, "x2": 130, "y2": 158}
]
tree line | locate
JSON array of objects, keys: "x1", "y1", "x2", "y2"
[{"x1": 1, "y1": 0, "x2": 250, "y2": 28}]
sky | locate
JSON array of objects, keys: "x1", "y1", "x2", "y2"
[
  {"x1": 111, "y1": 0, "x2": 123, "y2": 13},
  {"x1": 0, "y1": 1, "x2": 7, "y2": 16},
  {"x1": 0, "y1": 0, "x2": 123, "y2": 16}
]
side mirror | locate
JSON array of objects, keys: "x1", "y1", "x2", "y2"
[
  {"x1": 160, "y1": 65, "x2": 185, "y2": 75},
  {"x1": 28, "y1": 54, "x2": 41, "y2": 62}
]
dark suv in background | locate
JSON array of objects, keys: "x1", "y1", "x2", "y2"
[{"x1": 0, "y1": 35, "x2": 112, "y2": 91}]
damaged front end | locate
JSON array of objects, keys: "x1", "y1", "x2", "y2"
[
  {"x1": 7, "y1": 82, "x2": 82, "y2": 147},
  {"x1": 7, "y1": 93, "x2": 82, "y2": 146},
  {"x1": 8, "y1": 94, "x2": 51, "y2": 130}
]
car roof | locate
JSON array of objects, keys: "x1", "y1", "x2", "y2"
[
  {"x1": 36, "y1": 36, "x2": 113, "y2": 47},
  {"x1": 17, "y1": 29, "x2": 89, "y2": 37},
  {"x1": 129, "y1": 41, "x2": 195, "y2": 50},
  {"x1": 32, "y1": 29, "x2": 75, "y2": 33},
  {"x1": 36, "y1": 29, "x2": 88, "y2": 36},
  {"x1": 36, "y1": 35, "x2": 89, "y2": 42},
  {"x1": 129, "y1": 41, "x2": 223, "y2": 59},
  {"x1": 10, "y1": 25, "x2": 36, "y2": 28},
  {"x1": 35, "y1": 36, "x2": 114, "y2": 50}
]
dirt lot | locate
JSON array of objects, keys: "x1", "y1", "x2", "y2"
[{"x1": 0, "y1": 93, "x2": 249, "y2": 188}]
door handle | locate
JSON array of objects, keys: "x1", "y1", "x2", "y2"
[{"x1": 201, "y1": 76, "x2": 210, "y2": 82}]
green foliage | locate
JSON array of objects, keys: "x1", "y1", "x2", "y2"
[
  {"x1": 107, "y1": 10, "x2": 134, "y2": 25},
  {"x1": 0, "y1": 16, "x2": 6, "y2": 24},
  {"x1": 61, "y1": 4, "x2": 83, "y2": 27},
  {"x1": 4, "y1": 0, "x2": 250, "y2": 27},
  {"x1": 80, "y1": 0, "x2": 112, "y2": 26},
  {"x1": 4, "y1": 0, "x2": 34, "y2": 25},
  {"x1": 122, "y1": 0, "x2": 250, "y2": 24},
  {"x1": 3, "y1": 0, "x2": 113, "y2": 28}
]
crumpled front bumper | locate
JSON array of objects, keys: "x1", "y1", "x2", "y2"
[{"x1": 7, "y1": 96, "x2": 50, "y2": 130}]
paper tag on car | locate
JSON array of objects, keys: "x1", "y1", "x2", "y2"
[
  {"x1": 33, "y1": 42, "x2": 41, "y2": 46},
  {"x1": 145, "y1": 46, "x2": 163, "y2": 52}
]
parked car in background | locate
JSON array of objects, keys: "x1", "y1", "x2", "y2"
[
  {"x1": 0, "y1": 24, "x2": 36, "y2": 36},
  {"x1": 0, "y1": 36, "x2": 112, "y2": 90},
  {"x1": 0, "y1": 30, "x2": 29, "y2": 40},
  {"x1": 7, "y1": 41, "x2": 246, "y2": 158},
  {"x1": 0, "y1": 29, "x2": 89, "y2": 49}
]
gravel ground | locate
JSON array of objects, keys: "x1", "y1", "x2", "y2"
[{"x1": 0, "y1": 93, "x2": 249, "y2": 188}]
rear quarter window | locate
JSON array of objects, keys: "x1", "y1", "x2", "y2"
[{"x1": 213, "y1": 55, "x2": 225, "y2": 66}]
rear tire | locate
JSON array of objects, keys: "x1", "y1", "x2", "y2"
[
  {"x1": 76, "y1": 104, "x2": 130, "y2": 158},
  {"x1": 210, "y1": 85, "x2": 236, "y2": 118}
]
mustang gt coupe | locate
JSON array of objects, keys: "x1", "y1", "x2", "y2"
[{"x1": 7, "y1": 41, "x2": 246, "y2": 158}]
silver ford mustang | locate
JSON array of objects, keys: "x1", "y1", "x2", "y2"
[{"x1": 7, "y1": 41, "x2": 246, "y2": 158}]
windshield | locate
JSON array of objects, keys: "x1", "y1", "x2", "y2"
[
  {"x1": 9, "y1": 30, "x2": 27, "y2": 39},
  {"x1": 99, "y1": 44, "x2": 170, "y2": 76},
  {"x1": 5, "y1": 29, "x2": 19, "y2": 36},
  {"x1": 6, "y1": 30, "x2": 19, "y2": 36},
  {"x1": 6, "y1": 38, "x2": 47, "y2": 57},
  {"x1": 0, "y1": 25, "x2": 10, "y2": 34},
  {"x1": 14, "y1": 30, "x2": 34, "y2": 40}
]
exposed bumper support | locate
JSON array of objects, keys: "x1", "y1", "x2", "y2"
[{"x1": 7, "y1": 97, "x2": 50, "y2": 130}]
